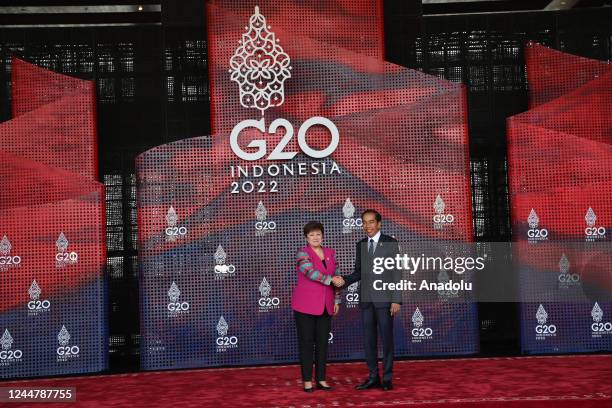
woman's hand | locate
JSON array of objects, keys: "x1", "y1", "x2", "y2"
[
  {"x1": 334, "y1": 304, "x2": 340, "y2": 316},
  {"x1": 331, "y1": 276, "x2": 344, "y2": 287}
]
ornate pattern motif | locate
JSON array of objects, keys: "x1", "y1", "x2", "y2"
[{"x1": 229, "y1": 6, "x2": 292, "y2": 115}]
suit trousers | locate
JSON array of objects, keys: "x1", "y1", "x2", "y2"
[
  {"x1": 361, "y1": 303, "x2": 394, "y2": 382},
  {"x1": 294, "y1": 309, "x2": 331, "y2": 382}
]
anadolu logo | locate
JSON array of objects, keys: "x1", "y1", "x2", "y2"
[
  {"x1": 167, "y1": 282, "x2": 190, "y2": 316},
  {"x1": 584, "y1": 207, "x2": 606, "y2": 241},
  {"x1": 214, "y1": 245, "x2": 236, "y2": 278},
  {"x1": 345, "y1": 282, "x2": 359, "y2": 307},
  {"x1": 255, "y1": 201, "x2": 277, "y2": 236},
  {"x1": 56, "y1": 325, "x2": 80, "y2": 361},
  {"x1": 527, "y1": 209, "x2": 548, "y2": 243},
  {"x1": 0, "y1": 329, "x2": 23, "y2": 366},
  {"x1": 55, "y1": 232, "x2": 78, "y2": 267},
  {"x1": 411, "y1": 307, "x2": 433, "y2": 342},
  {"x1": 535, "y1": 304, "x2": 556, "y2": 339},
  {"x1": 0, "y1": 235, "x2": 22, "y2": 270},
  {"x1": 433, "y1": 195, "x2": 454, "y2": 230},
  {"x1": 258, "y1": 277, "x2": 280, "y2": 312},
  {"x1": 27, "y1": 280, "x2": 51, "y2": 315},
  {"x1": 342, "y1": 198, "x2": 362, "y2": 234},
  {"x1": 216, "y1": 316, "x2": 238, "y2": 351},
  {"x1": 591, "y1": 302, "x2": 611, "y2": 337},
  {"x1": 228, "y1": 6, "x2": 340, "y2": 193},
  {"x1": 328, "y1": 332, "x2": 334, "y2": 344},
  {"x1": 165, "y1": 206, "x2": 187, "y2": 242},
  {"x1": 557, "y1": 254, "x2": 580, "y2": 287}
]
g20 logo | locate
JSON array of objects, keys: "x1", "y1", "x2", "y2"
[
  {"x1": 258, "y1": 297, "x2": 280, "y2": 307},
  {"x1": 535, "y1": 324, "x2": 556, "y2": 334},
  {"x1": 433, "y1": 214, "x2": 454, "y2": 224},
  {"x1": 214, "y1": 265, "x2": 236, "y2": 274},
  {"x1": 527, "y1": 228, "x2": 549, "y2": 239},
  {"x1": 57, "y1": 346, "x2": 80, "y2": 356},
  {"x1": 585, "y1": 227, "x2": 606, "y2": 237},
  {"x1": 55, "y1": 252, "x2": 78, "y2": 262},
  {"x1": 346, "y1": 293, "x2": 359, "y2": 302},
  {"x1": 216, "y1": 336, "x2": 238, "y2": 346},
  {"x1": 167, "y1": 302, "x2": 190, "y2": 312},
  {"x1": 27, "y1": 300, "x2": 51, "y2": 310},
  {"x1": 558, "y1": 273, "x2": 580, "y2": 283},
  {"x1": 412, "y1": 327, "x2": 433, "y2": 337},
  {"x1": 230, "y1": 117, "x2": 339, "y2": 161},
  {"x1": 165, "y1": 226, "x2": 187, "y2": 237},
  {"x1": 592, "y1": 322, "x2": 612, "y2": 332},
  {"x1": 255, "y1": 221, "x2": 276, "y2": 231},
  {"x1": 0, "y1": 255, "x2": 21, "y2": 266},
  {"x1": 342, "y1": 218, "x2": 362, "y2": 228},
  {"x1": 0, "y1": 349, "x2": 23, "y2": 361}
]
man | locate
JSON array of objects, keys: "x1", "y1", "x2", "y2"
[{"x1": 332, "y1": 209, "x2": 401, "y2": 391}]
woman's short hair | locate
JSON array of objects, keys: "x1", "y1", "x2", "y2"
[{"x1": 303, "y1": 221, "x2": 324, "y2": 236}]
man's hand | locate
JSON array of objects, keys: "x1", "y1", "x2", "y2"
[
  {"x1": 334, "y1": 304, "x2": 340, "y2": 316},
  {"x1": 390, "y1": 303, "x2": 401, "y2": 316},
  {"x1": 331, "y1": 276, "x2": 345, "y2": 287}
]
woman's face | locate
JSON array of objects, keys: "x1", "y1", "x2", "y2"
[{"x1": 306, "y1": 230, "x2": 323, "y2": 247}]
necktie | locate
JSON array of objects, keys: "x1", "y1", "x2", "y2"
[{"x1": 368, "y1": 238, "x2": 375, "y2": 255}]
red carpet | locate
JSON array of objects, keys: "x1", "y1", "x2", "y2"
[{"x1": 2, "y1": 355, "x2": 611, "y2": 407}]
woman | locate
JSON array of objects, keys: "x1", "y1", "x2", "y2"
[{"x1": 291, "y1": 221, "x2": 341, "y2": 392}]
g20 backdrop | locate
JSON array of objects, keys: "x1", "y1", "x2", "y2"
[
  {"x1": 508, "y1": 43, "x2": 612, "y2": 354},
  {"x1": 0, "y1": 59, "x2": 107, "y2": 379},
  {"x1": 3, "y1": 0, "x2": 610, "y2": 379},
  {"x1": 136, "y1": 0, "x2": 477, "y2": 370}
]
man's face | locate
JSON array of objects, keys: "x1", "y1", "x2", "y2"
[{"x1": 362, "y1": 212, "x2": 381, "y2": 238}]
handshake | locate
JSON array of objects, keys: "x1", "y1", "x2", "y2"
[{"x1": 331, "y1": 276, "x2": 345, "y2": 287}]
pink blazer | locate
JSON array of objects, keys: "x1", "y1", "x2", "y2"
[{"x1": 291, "y1": 246, "x2": 337, "y2": 316}]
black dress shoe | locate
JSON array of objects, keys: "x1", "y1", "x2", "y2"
[
  {"x1": 382, "y1": 381, "x2": 393, "y2": 391},
  {"x1": 303, "y1": 386, "x2": 314, "y2": 393},
  {"x1": 355, "y1": 378, "x2": 381, "y2": 390},
  {"x1": 316, "y1": 382, "x2": 333, "y2": 391}
]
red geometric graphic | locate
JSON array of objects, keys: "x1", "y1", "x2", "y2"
[
  {"x1": 507, "y1": 43, "x2": 612, "y2": 354},
  {"x1": 508, "y1": 43, "x2": 612, "y2": 240},
  {"x1": 0, "y1": 58, "x2": 107, "y2": 378}
]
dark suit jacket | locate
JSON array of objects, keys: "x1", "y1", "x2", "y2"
[{"x1": 343, "y1": 233, "x2": 402, "y2": 308}]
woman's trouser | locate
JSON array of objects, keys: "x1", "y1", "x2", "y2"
[{"x1": 294, "y1": 309, "x2": 331, "y2": 382}]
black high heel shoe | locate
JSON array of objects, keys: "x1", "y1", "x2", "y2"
[
  {"x1": 316, "y1": 381, "x2": 333, "y2": 391},
  {"x1": 303, "y1": 383, "x2": 314, "y2": 393}
]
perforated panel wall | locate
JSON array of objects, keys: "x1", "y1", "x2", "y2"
[
  {"x1": 136, "y1": 0, "x2": 478, "y2": 370},
  {"x1": 0, "y1": 59, "x2": 107, "y2": 379},
  {"x1": 507, "y1": 43, "x2": 612, "y2": 354}
]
